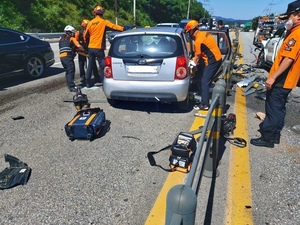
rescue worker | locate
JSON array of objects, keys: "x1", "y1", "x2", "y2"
[
  {"x1": 75, "y1": 19, "x2": 90, "y2": 85},
  {"x1": 185, "y1": 20, "x2": 222, "y2": 110},
  {"x1": 75, "y1": 19, "x2": 100, "y2": 87},
  {"x1": 59, "y1": 25, "x2": 85, "y2": 92},
  {"x1": 84, "y1": 5, "x2": 124, "y2": 88},
  {"x1": 217, "y1": 20, "x2": 228, "y2": 31},
  {"x1": 250, "y1": 0, "x2": 300, "y2": 148},
  {"x1": 217, "y1": 19, "x2": 230, "y2": 46}
]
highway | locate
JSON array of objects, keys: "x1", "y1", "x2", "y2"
[{"x1": 0, "y1": 32, "x2": 299, "y2": 225}]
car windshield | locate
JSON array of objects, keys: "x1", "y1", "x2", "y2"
[{"x1": 111, "y1": 34, "x2": 181, "y2": 58}]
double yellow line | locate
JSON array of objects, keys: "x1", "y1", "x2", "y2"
[
  {"x1": 225, "y1": 36, "x2": 253, "y2": 225},
  {"x1": 145, "y1": 36, "x2": 253, "y2": 225}
]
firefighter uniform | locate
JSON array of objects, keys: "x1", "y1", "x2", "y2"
[
  {"x1": 251, "y1": 0, "x2": 300, "y2": 147},
  {"x1": 75, "y1": 28, "x2": 88, "y2": 84},
  {"x1": 258, "y1": 25, "x2": 300, "y2": 143},
  {"x1": 84, "y1": 6, "x2": 124, "y2": 88},
  {"x1": 59, "y1": 35, "x2": 80, "y2": 91},
  {"x1": 193, "y1": 31, "x2": 222, "y2": 107}
]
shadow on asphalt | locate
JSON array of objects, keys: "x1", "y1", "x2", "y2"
[
  {"x1": 0, "y1": 66, "x2": 64, "y2": 91},
  {"x1": 108, "y1": 99, "x2": 195, "y2": 114}
]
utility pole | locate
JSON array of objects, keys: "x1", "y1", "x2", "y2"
[
  {"x1": 133, "y1": 0, "x2": 136, "y2": 25},
  {"x1": 267, "y1": 1, "x2": 275, "y2": 15},
  {"x1": 187, "y1": 0, "x2": 191, "y2": 19},
  {"x1": 115, "y1": 0, "x2": 118, "y2": 24}
]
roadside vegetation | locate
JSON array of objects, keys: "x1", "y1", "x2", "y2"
[{"x1": 0, "y1": 0, "x2": 209, "y2": 32}]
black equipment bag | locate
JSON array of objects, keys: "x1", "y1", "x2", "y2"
[
  {"x1": 169, "y1": 132, "x2": 197, "y2": 172},
  {"x1": 65, "y1": 107, "x2": 106, "y2": 141}
]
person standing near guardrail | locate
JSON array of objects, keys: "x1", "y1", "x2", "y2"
[
  {"x1": 59, "y1": 25, "x2": 85, "y2": 92},
  {"x1": 75, "y1": 19, "x2": 100, "y2": 88},
  {"x1": 185, "y1": 20, "x2": 222, "y2": 111},
  {"x1": 84, "y1": 5, "x2": 124, "y2": 88},
  {"x1": 250, "y1": 0, "x2": 300, "y2": 148},
  {"x1": 75, "y1": 19, "x2": 89, "y2": 85}
]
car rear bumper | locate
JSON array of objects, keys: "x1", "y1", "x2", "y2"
[{"x1": 103, "y1": 79, "x2": 190, "y2": 103}]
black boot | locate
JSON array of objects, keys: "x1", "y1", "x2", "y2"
[
  {"x1": 272, "y1": 133, "x2": 280, "y2": 144},
  {"x1": 250, "y1": 137, "x2": 274, "y2": 148}
]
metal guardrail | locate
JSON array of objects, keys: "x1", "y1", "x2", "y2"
[
  {"x1": 26, "y1": 32, "x2": 64, "y2": 39},
  {"x1": 26, "y1": 31, "x2": 113, "y2": 40},
  {"x1": 165, "y1": 32, "x2": 240, "y2": 225}
]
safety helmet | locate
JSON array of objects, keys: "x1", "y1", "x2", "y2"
[
  {"x1": 185, "y1": 20, "x2": 199, "y2": 33},
  {"x1": 64, "y1": 25, "x2": 76, "y2": 34},
  {"x1": 81, "y1": 19, "x2": 89, "y2": 28},
  {"x1": 93, "y1": 5, "x2": 105, "y2": 15}
]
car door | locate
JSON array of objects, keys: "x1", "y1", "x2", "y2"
[
  {"x1": 207, "y1": 30, "x2": 232, "y2": 59},
  {"x1": 0, "y1": 29, "x2": 28, "y2": 75},
  {"x1": 272, "y1": 29, "x2": 286, "y2": 63},
  {"x1": 265, "y1": 27, "x2": 285, "y2": 63}
]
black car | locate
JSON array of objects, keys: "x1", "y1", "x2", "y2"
[{"x1": 0, "y1": 27, "x2": 55, "y2": 79}]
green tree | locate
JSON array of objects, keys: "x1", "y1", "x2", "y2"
[{"x1": 0, "y1": 0, "x2": 212, "y2": 32}]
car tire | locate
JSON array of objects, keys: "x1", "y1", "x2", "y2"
[
  {"x1": 256, "y1": 49, "x2": 265, "y2": 68},
  {"x1": 24, "y1": 55, "x2": 45, "y2": 79}
]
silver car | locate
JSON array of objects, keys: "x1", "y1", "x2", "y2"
[{"x1": 103, "y1": 27, "x2": 193, "y2": 108}]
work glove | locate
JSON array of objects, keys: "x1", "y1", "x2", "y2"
[{"x1": 189, "y1": 60, "x2": 196, "y2": 67}]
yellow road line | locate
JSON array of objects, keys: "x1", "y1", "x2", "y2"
[
  {"x1": 145, "y1": 114, "x2": 206, "y2": 224},
  {"x1": 225, "y1": 37, "x2": 253, "y2": 225}
]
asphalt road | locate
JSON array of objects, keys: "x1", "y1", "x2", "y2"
[
  {"x1": 0, "y1": 32, "x2": 299, "y2": 225},
  {"x1": 238, "y1": 32, "x2": 300, "y2": 225}
]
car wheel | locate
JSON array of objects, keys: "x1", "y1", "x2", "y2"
[
  {"x1": 24, "y1": 55, "x2": 45, "y2": 79},
  {"x1": 256, "y1": 49, "x2": 265, "y2": 68}
]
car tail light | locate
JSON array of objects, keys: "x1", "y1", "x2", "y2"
[
  {"x1": 104, "y1": 56, "x2": 113, "y2": 78},
  {"x1": 175, "y1": 56, "x2": 188, "y2": 80}
]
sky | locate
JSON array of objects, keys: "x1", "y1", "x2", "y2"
[{"x1": 205, "y1": 0, "x2": 292, "y2": 20}]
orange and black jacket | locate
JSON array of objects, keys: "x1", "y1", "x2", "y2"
[
  {"x1": 193, "y1": 31, "x2": 222, "y2": 66},
  {"x1": 59, "y1": 34, "x2": 80, "y2": 58},
  {"x1": 84, "y1": 16, "x2": 124, "y2": 50},
  {"x1": 75, "y1": 28, "x2": 88, "y2": 51}
]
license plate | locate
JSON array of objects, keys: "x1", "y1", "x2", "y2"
[{"x1": 127, "y1": 66, "x2": 158, "y2": 73}]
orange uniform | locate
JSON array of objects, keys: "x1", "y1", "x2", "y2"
[
  {"x1": 193, "y1": 31, "x2": 222, "y2": 66},
  {"x1": 269, "y1": 25, "x2": 300, "y2": 89},
  {"x1": 84, "y1": 16, "x2": 123, "y2": 50}
]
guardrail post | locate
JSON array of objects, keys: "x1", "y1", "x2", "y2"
[
  {"x1": 203, "y1": 79, "x2": 225, "y2": 178},
  {"x1": 224, "y1": 60, "x2": 231, "y2": 94},
  {"x1": 165, "y1": 184, "x2": 197, "y2": 225}
]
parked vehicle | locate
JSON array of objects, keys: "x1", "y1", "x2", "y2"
[
  {"x1": 103, "y1": 27, "x2": 193, "y2": 109},
  {"x1": 0, "y1": 27, "x2": 55, "y2": 79},
  {"x1": 104, "y1": 27, "x2": 231, "y2": 109},
  {"x1": 179, "y1": 19, "x2": 191, "y2": 29},
  {"x1": 256, "y1": 26, "x2": 286, "y2": 68},
  {"x1": 156, "y1": 23, "x2": 180, "y2": 28},
  {"x1": 107, "y1": 25, "x2": 141, "y2": 43}
]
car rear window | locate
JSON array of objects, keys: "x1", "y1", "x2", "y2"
[{"x1": 110, "y1": 34, "x2": 183, "y2": 58}]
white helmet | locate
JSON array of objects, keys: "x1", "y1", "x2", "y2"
[{"x1": 64, "y1": 25, "x2": 76, "y2": 34}]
